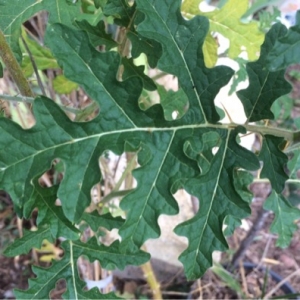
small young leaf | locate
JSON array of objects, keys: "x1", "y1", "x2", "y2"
[
  {"x1": 53, "y1": 75, "x2": 78, "y2": 94},
  {"x1": 21, "y1": 32, "x2": 59, "y2": 77},
  {"x1": 264, "y1": 191, "x2": 300, "y2": 247}
]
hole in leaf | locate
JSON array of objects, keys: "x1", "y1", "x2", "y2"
[
  {"x1": 38, "y1": 158, "x2": 65, "y2": 188},
  {"x1": 78, "y1": 258, "x2": 114, "y2": 293},
  {"x1": 212, "y1": 146, "x2": 219, "y2": 155},
  {"x1": 236, "y1": 132, "x2": 256, "y2": 151},
  {"x1": 49, "y1": 278, "x2": 66, "y2": 299},
  {"x1": 148, "y1": 189, "x2": 193, "y2": 262},
  {"x1": 97, "y1": 151, "x2": 138, "y2": 214}
]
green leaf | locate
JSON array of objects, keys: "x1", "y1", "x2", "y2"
[
  {"x1": 271, "y1": 95, "x2": 294, "y2": 120},
  {"x1": 175, "y1": 127, "x2": 259, "y2": 279},
  {"x1": 263, "y1": 191, "x2": 300, "y2": 247},
  {"x1": 21, "y1": 32, "x2": 59, "y2": 77},
  {"x1": 223, "y1": 216, "x2": 241, "y2": 237},
  {"x1": 82, "y1": 211, "x2": 125, "y2": 231},
  {"x1": 122, "y1": 57, "x2": 156, "y2": 91},
  {"x1": 1, "y1": 0, "x2": 295, "y2": 286},
  {"x1": 4, "y1": 228, "x2": 53, "y2": 257},
  {"x1": 158, "y1": 85, "x2": 189, "y2": 121},
  {"x1": 24, "y1": 184, "x2": 80, "y2": 240},
  {"x1": 267, "y1": 24, "x2": 300, "y2": 71},
  {"x1": 223, "y1": 170, "x2": 254, "y2": 237},
  {"x1": 0, "y1": 0, "x2": 82, "y2": 62},
  {"x1": 14, "y1": 239, "x2": 146, "y2": 299},
  {"x1": 202, "y1": 34, "x2": 218, "y2": 68},
  {"x1": 288, "y1": 149, "x2": 300, "y2": 179},
  {"x1": 94, "y1": 0, "x2": 107, "y2": 9},
  {"x1": 0, "y1": 62, "x2": 3, "y2": 78},
  {"x1": 136, "y1": 0, "x2": 234, "y2": 123},
  {"x1": 237, "y1": 23, "x2": 292, "y2": 122},
  {"x1": 127, "y1": 29, "x2": 162, "y2": 68},
  {"x1": 103, "y1": 2, "x2": 163, "y2": 68},
  {"x1": 75, "y1": 20, "x2": 118, "y2": 50},
  {"x1": 259, "y1": 135, "x2": 288, "y2": 193},
  {"x1": 53, "y1": 75, "x2": 78, "y2": 94},
  {"x1": 243, "y1": 0, "x2": 279, "y2": 19},
  {"x1": 181, "y1": 0, "x2": 265, "y2": 61},
  {"x1": 103, "y1": 0, "x2": 135, "y2": 27},
  {"x1": 233, "y1": 170, "x2": 253, "y2": 204},
  {"x1": 211, "y1": 263, "x2": 245, "y2": 296},
  {"x1": 229, "y1": 58, "x2": 247, "y2": 95}
]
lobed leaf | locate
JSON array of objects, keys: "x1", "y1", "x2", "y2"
[
  {"x1": 264, "y1": 191, "x2": 300, "y2": 247},
  {"x1": 52, "y1": 75, "x2": 78, "y2": 94},
  {"x1": 0, "y1": 0, "x2": 296, "y2": 289},
  {"x1": 121, "y1": 57, "x2": 156, "y2": 91},
  {"x1": 21, "y1": 32, "x2": 59, "y2": 77},
  {"x1": 14, "y1": 239, "x2": 146, "y2": 299},
  {"x1": 181, "y1": 0, "x2": 265, "y2": 62},
  {"x1": 135, "y1": 0, "x2": 234, "y2": 123},
  {"x1": 24, "y1": 184, "x2": 80, "y2": 240},
  {"x1": 259, "y1": 135, "x2": 288, "y2": 193},
  {"x1": 103, "y1": 0, "x2": 135, "y2": 27},
  {"x1": 4, "y1": 228, "x2": 53, "y2": 257},
  {"x1": 237, "y1": 23, "x2": 292, "y2": 122},
  {"x1": 0, "y1": 0, "x2": 82, "y2": 62},
  {"x1": 267, "y1": 24, "x2": 300, "y2": 71},
  {"x1": 82, "y1": 211, "x2": 125, "y2": 231},
  {"x1": 175, "y1": 127, "x2": 259, "y2": 279},
  {"x1": 75, "y1": 20, "x2": 118, "y2": 50}
]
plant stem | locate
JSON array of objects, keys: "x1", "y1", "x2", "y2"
[
  {"x1": 0, "y1": 30, "x2": 34, "y2": 97},
  {"x1": 141, "y1": 246, "x2": 163, "y2": 299},
  {"x1": 21, "y1": 35, "x2": 46, "y2": 96}
]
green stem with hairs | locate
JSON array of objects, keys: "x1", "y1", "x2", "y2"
[{"x1": 0, "y1": 30, "x2": 34, "y2": 97}]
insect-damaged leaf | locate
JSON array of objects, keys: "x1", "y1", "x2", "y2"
[
  {"x1": 14, "y1": 239, "x2": 147, "y2": 299},
  {"x1": 0, "y1": 0, "x2": 295, "y2": 292}
]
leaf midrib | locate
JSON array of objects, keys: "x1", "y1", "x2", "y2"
[
  {"x1": 140, "y1": 0, "x2": 207, "y2": 123},
  {"x1": 192, "y1": 129, "x2": 231, "y2": 277},
  {"x1": 50, "y1": 25, "x2": 137, "y2": 129}
]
